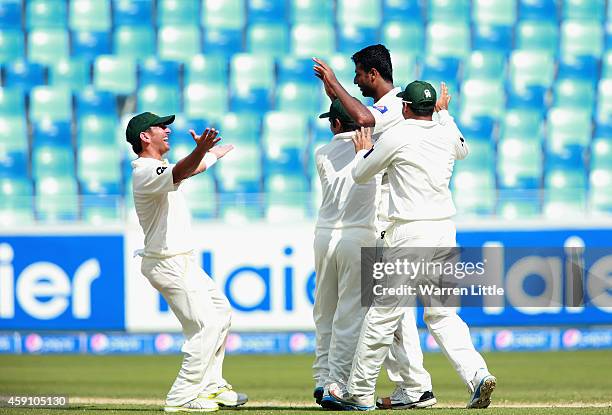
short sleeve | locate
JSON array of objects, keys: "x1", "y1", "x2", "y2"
[
  {"x1": 133, "y1": 162, "x2": 178, "y2": 195},
  {"x1": 368, "y1": 103, "x2": 404, "y2": 138}
]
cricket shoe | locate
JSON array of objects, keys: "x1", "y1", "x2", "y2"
[
  {"x1": 164, "y1": 398, "x2": 219, "y2": 412},
  {"x1": 199, "y1": 384, "x2": 248, "y2": 407},
  {"x1": 320, "y1": 383, "x2": 347, "y2": 410},
  {"x1": 376, "y1": 388, "x2": 437, "y2": 409},
  {"x1": 328, "y1": 385, "x2": 375, "y2": 411},
  {"x1": 314, "y1": 386, "x2": 324, "y2": 405},
  {"x1": 466, "y1": 369, "x2": 496, "y2": 409}
]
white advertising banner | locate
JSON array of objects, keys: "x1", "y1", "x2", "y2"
[{"x1": 125, "y1": 222, "x2": 318, "y2": 332}]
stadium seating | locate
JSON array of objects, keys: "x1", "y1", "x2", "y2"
[{"x1": 0, "y1": 0, "x2": 610, "y2": 223}]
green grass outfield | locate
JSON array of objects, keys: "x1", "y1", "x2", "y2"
[{"x1": 0, "y1": 351, "x2": 610, "y2": 414}]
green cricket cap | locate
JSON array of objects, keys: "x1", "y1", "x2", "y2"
[
  {"x1": 125, "y1": 112, "x2": 175, "y2": 146},
  {"x1": 319, "y1": 99, "x2": 356, "y2": 125},
  {"x1": 396, "y1": 81, "x2": 436, "y2": 110}
]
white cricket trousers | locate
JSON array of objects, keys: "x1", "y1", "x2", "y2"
[
  {"x1": 347, "y1": 219, "x2": 488, "y2": 396},
  {"x1": 141, "y1": 252, "x2": 232, "y2": 407},
  {"x1": 312, "y1": 227, "x2": 376, "y2": 387}
]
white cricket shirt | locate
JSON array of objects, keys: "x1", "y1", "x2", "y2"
[
  {"x1": 351, "y1": 116, "x2": 469, "y2": 221},
  {"x1": 315, "y1": 131, "x2": 382, "y2": 231},
  {"x1": 131, "y1": 157, "x2": 193, "y2": 257}
]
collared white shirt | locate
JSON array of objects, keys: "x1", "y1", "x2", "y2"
[
  {"x1": 351, "y1": 116, "x2": 469, "y2": 221},
  {"x1": 368, "y1": 87, "x2": 404, "y2": 140},
  {"x1": 131, "y1": 157, "x2": 193, "y2": 257},
  {"x1": 315, "y1": 131, "x2": 382, "y2": 231}
]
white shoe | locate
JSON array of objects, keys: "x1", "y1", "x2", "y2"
[
  {"x1": 329, "y1": 386, "x2": 375, "y2": 411},
  {"x1": 200, "y1": 384, "x2": 248, "y2": 407},
  {"x1": 467, "y1": 369, "x2": 496, "y2": 409},
  {"x1": 164, "y1": 398, "x2": 219, "y2": 412},
  {"x1": 377, "y1": 387, "x2": 437, "y2": 409}
]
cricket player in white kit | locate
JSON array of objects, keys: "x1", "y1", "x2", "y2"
[
  {"x1": 125, "y1": 112, "x2": 248, "y2": 413},
  {"x1": 329, "y1": 82, "x2": 496, "y2": 410},
  {"x1": 312, "y1": 99, "x2": 381, "y2": 410}
]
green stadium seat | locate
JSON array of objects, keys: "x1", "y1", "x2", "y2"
[
  {"x1": 497, "y1": 199, "x2": 540, "y2": 220},
  {"x1": 0, "y1": 116, "x2": 27, "y2": 153},
  {"x1": 158, "y1": 25, "x2": 201, "y2": 62},
  {"x1": 564, "y1": 0, "x2": 605, "y2": 21},
  {"x1": 185, "y1": 55, "x2": 227, "y2": 85},
  {"x1": 515, "y1": 21, "x2": 559, "y2": 54},
  {"x1": 247, "y1": 23, "x2": 289, "y2": 57},
  {"x1": 451, "y1": 167, "x2": 496, "y2": 215},
  {"x1": 202, "y1": 0, "x2": 245, "y2": 29},
  {"x1": 265, "y1": 174, "x2": 309, "y2": 222},
  {"x1": 460, "y1": 79, "x2": 505, "y2": 119},
  {"x1": 49, "y1": 58, "x2": 90, "y2": 91},
  {"x1": 509, "y1": 50, "x2": 555, "y2": 89},
  {"x1": 27, "y1": 28, "x2": 69, "y2": 64},
  {"x1": 546, "y1": 108, "x2": 592, "y2": 152},
  {"x1": 591, "y1": 138, "x2": 612, "y2": 169},
  {"x1": 337, "y1": 0, "x2": 382, "y2": 28},
  {"x1": 544, "y1": 169, "x2": 587, "y2": 218},
  {"x1": 263, "y1": 111, "x2": 308, "y2": 146},
  {"x1": 589, "y1": 168, "x2": 612, "y2": 214},
  {"x1": 0, "y1": 29, "x2": 24, "y2": 63},
  {"x1": 78, "y1": 145, "x2": 121, "y2": 183},
  {"x1": 27, "y1": 0, "x2": 68, "y2": 28},
  {"x1": 219, "y1": 112, "x2": 260, "y2": 145},
  {"x1": 382, "y1": 22, "x2": 424, "y2": 56},
  {"x1": 500, "y1": 109, "x2": 543, "y2": 140},
  {"x1": 429, "y1": 0, "x2": 470, "y2": 22},
  {"x1": 291, "y1": 23, "x2": 335, "y2": 57},
  {"x1": 463, "y1": 51, "x2": 505, "y2": 81},
  {"x1": 184, "y1": 83, "x2": 228, "y2": 122},
  {"x1": 276, "y1": 82, "x2": 320, "y2": 115},
  {"x1": 497, "y1": 138, "x2": 542, "y2": 188},
  {"x1": 230, "y1": 54, "x2": 275, "y2": 90},
  {"x1": 32, "y1": 146, "x2": 75, "y2": 178},
  {"x1": 30, "y1": 86, "x2": 72, "y2": 122},
  {"x1": 114, "y1": 26, "x2": 155, "y2": 59},
  {"x1": 181, "y1": 174, "x2": 217, "y2": 219},
  {"x1": 597, "y1": 79, "x2": 612, "y2": 122},
  {"x1": 157, "y1": 0, "x2": 199, "y2": 25},
  {"x1": 77, "y1": 114, "x2": 117, "y2": 146},
  {"x1": 69, "y1": 0, "x2": 111, "y2": 31},
  {"x1": 216, "y1": 142, "x2": 261, "y2": 191},
  {"x1": 561, "y1": 20, "x2": 604, "y2": 59},
  {"x1": 291, "y1": 0, "x2": 333, "y2": 24},
  {"x1": 473, "y1": 0, "x2": 517, "y2": 25},
  {"x1": 0, "y1": 178, "x2": 34, "y2": 225},
  {"x1": 94, "y1": 55, "x2": 137, "y2": 94},
  {"x1": 553, "y1": 79, "x2": 594, "y2": 113},
  {"x1": 426, "y1": 22, "x2": 470, "y2": 58},
  {"x1": 137, "y1": 85, "x2": 180, "y2": 115},
  {"x1": 602, "y1": 51, "x2": 612, "y2": 79},
  {"x1": 0, "y1": 88, "x2": 25, "y2": 117},
  {"x1": 35, "y1": 176, "x2": 79, "y2": 221},
  {"x1": 391, "y1": 53, "x2": 418, "y2": 88}
]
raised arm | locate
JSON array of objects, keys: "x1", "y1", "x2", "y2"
[
  {"x1": 172, "y1": 128, "x2": 220, "y2": 183},
  {"x1": 351, "y1": 127, "x2": 393, "y2": 184},
  {"x1": 434, "y1": 82, "x2": 469, "y2": 160},
  {"x1": 313, "y1": 57, "x2": 375, "y2": 127}
]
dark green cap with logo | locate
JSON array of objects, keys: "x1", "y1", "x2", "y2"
[
  {"x1": 125, "y1": 112, "x2": 175, "y2": 151},
  {"x1": 319, "y1": 99, "x2": 356, "y2": 125},
  {"x1": 396, "y1": 81, "x2": 437, "y2": 110}
]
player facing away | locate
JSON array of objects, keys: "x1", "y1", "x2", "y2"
[
  {"x1": 125, "y1": 112, "x2": 247, "y2": 413},
  {"x1": 329, "y1": 82, "x2": 496, "y2": 410},
  {"x1": 312, "y1": 99, "x2": 382, "y2": 410}
]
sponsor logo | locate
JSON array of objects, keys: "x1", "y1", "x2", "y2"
[
  {"x1": 495, "y1": 330, "x2": 513, "y2": 349},
  {"x1": 373, "y1": 105, "x2": 388, "y2": 113},
  {"x1": 156, "y1": 166, "x2": 167, "y2": 175}
]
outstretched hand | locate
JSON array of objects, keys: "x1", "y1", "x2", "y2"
[
  {"x1": 313, "y1": 57, "x2": 339, "y2": 100},
  {"x1": 352, "y1": 126, "x2": 373, "y2": 153},
  {"x1": 190, "y1": 128, "x2": 220, "y2": 153},
  {"x1": 209, "y1": 144, "x2": 234, "y2": 159},
  {"x1": 435, "y1": 82, "x2": 451, "y2": 112}
]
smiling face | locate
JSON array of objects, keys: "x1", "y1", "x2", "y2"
[
  {"x1": 353, "y1": 63, "x2": 375, "y2": 98},
  {"x1": 140, "y1": 124, "x2": 171, "y2": 158}
]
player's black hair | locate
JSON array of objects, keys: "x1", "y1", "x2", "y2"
[
  {"x1": 332, "y1": 117, "x2": 360, "y2": 133},
  {"x1": 351, "y1": 44, "x2": 393, "y2": 83},
  {"x1": 131, "y1": 141, "x2": 142, "y2": 154},
  {"x1": 411, "y1": 106, "x2": 435, "y2": 117}
]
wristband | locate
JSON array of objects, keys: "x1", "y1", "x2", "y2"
[{"x1": 204, "y1": 152, "x2": 218, "y2": 169}]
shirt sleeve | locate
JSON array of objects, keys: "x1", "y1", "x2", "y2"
[
  {"x1": 351, "y1": 139, "x2": 397, "y2": 185},
  {"x1": 437, "y1": 110, "x2": 469, "y2": 160},
  {"x1": 368, "y1": 105, "x2": 399, "y2": 136},
  {"x1": 133, "y1": 162, "x2": 178, "y2": 195}
]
